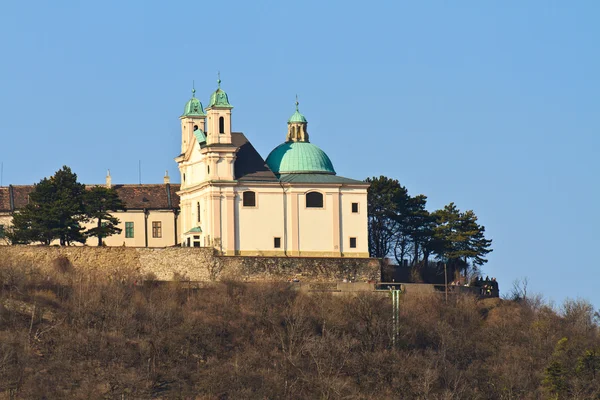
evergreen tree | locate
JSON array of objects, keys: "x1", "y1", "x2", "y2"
[
  {"x1": 84, "y1": 186, "x2": 126, "y2": 246},
  {"x1": 365, "y1": 176, "x2": 409, "y2": 258},
  {"x1": 432, "y1": 202, "x2": 493, "y2": 278},
  {"x1": 398, "y1": 194, "x2": 436, "y2": 266},
  {"x1": 9, "y1": 166, "x2": 86, "y2": 245}
]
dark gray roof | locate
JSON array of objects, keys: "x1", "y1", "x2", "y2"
[
  {"x1": 231, "y1": 132, "x2": 279, "y2": 182},
  {"x1": 278, "y1": 174, "x2": 368, "y2": 185}
]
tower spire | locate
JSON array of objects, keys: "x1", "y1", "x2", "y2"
[
  {"x1": 217, "y1": 71, "x2": 221, "y2": 88},
  {"x1": 192, "y1": 80, "x2": 196, "y2": 97},
  {"x1": 286, "y1": 96, "x2": 309, "y2": 142}
]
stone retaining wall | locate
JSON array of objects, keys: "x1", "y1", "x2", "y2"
[{"x1": 0, "y1": 246, "x2": 381, "y2": 283}]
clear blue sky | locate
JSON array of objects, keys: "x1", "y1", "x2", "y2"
[{"x1": 1, "y1": 1, "x2": 598, "y2": 306}]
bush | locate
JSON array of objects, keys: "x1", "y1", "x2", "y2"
[{"x1": 0, "y1": 264, "x2": 599, "y2": 399}]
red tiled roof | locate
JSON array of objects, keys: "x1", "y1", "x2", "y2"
[
  {"x1": 0, "y1": 187, "x2": 11, "y2": 212},
  {"x1": 12, "y1": 186, "x2": 32, "y2": 209},
  {"x1": 0, "y1": 184, "x2": 180, "y2": 211},
  {"x1": 110, "y1": 184, "x2": 179, "y2": 209}
]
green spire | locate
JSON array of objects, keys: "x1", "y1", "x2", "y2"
[
  {"x1": 182, "y1": 82, "x2": 205, "y2": 117},
  {"x1": 207, "y1": 73, "x2": 233, "y2": 109},
  {"x1": 288, "y1": 95, "x2": 307, "y2": 123}
]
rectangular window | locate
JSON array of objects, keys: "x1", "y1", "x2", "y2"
[
  {"x1": 243, "y1": 191, "x2": 256, "y2": 207},
  {"x1": 0, "y1": 225, "x2": 5, "y2": 239},
  {"x1": 152, "y1": 221, "x2": 162, "y2": 238},
  {"x1": 125, "y1": 222, "x2": 134, "y2": 238},
  {"x1": 197, "y1": 202, "x2": 201, "y2": 223},
  {"x1": 351, "y1": 202, "x2": 359, "y2": 213},
  {"x1": 274, "y1": 237, "x2": 281, "y2": 248},
  {"x1": 349, "y1": 237, "x2": 357, "y2": 248}
]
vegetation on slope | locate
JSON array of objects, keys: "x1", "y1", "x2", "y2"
[{"x1": 1, "y1": 260, "x2": 599, "y2": 399}]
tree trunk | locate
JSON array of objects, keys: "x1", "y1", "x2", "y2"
[
  {"x1": 97, "y1": 218, "x2": 102, "y2": 246},
  {"x1": 413, "y1": 242, "x2": 419, "y2": 266}
]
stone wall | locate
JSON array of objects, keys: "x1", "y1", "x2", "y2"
[{"x1": 0, "y1": 246, "x2": 381, "y2": 283}]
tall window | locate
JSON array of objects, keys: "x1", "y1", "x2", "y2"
[
  {"x1": 349, "y1": 237, "x2": 357, "y2": 248},
  {"x1": 125, "y1": 222, "x2": 134, "y2": 238},
  {"x1": 152, "y1": 221, "x2": 162, "y2": 238},
  {"x1": 243, "y1": 191, "x2": 256, "y2": 207},
  {"x1": 351, "y1": 202, "x2": 359, "y2": 213},
  {"x1": 197, "y1": 202, "x2": 201, "y2": 223},
  {"x1": 0, "y1": 225, "x2": 5, "y2": 239},
  {"x1": 306, "y1": 192, "x2": 323, "y2": 208},
  {"x1": 219, "y1": 116, "x2": 225, "y2": 134}
]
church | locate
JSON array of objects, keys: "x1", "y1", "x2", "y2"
[
  {"x1": 0, "y1": 81, "x2": 369, "y2": 257},
  {"x1": 176, "y1": 80, "x2": 369, "y2": 257}
]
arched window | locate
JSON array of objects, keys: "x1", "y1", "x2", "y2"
[
  {"x1": 306, "y1": 192, "x2": 323, "y2": 208},
  {"x1": 219, "y1": 116, "x2": 225, "y2": 134},
  {"x1": 243, "y1": 191, "x2": 256, "y2": 207},
  {"x1": 207, "y1": 165, "x2": 210, "y2": 175},
  {"x1": 193, "y1": 125, "x2": 198, "y2": 131}
]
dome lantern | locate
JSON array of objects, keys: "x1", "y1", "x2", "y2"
[{"x1": 286, "y1": 96, "x2": 309, "y2": 142}]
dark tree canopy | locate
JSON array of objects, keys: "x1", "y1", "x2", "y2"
[
  {"x1": 10, "y1": 166, "x2": 86, "y2": 245},
  {"x1": 365, "y1": 176, "x2": 409, "y2": 258},
  {"x1": 84, "y1": 186, "x2": 126, "y2": 246},
  {"x1": 432, "y1": 202, "x2": 493, "y2": 276},
  {"x1": 366, "y1": 175, "x2": 493, "y2": 280},
  {"x1": 8, "y1": 166, "x2": 126, "y2": 246}
]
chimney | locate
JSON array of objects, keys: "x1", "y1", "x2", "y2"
[
  {"x1": 106, "y1": 169, "x2": 112, "y2": 188},
  {"x1": 164, "y1": 170, "x2": 170, "y2": 184}
]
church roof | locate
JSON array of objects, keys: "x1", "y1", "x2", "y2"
[
  {"x1": 288, "y1": 110, "x2": 307, "y2": 124},
  {"x1": 182, "y1": 88, "x2": 206, "y2": 117},
  {"x1": 231, "y1": 132, "x2": 279, "y2": 182},
  {"x1": 193, "y1": 128, "x2": 206, "y2": 144},
  {"x1": 207, "y1": 79, "x2": 233, "y2": 109},
  {"x1": 266, "y1": 142, "x2": 336, "y2": 175},
  {"x1": 278, "y1": 174, "x2": 367, "y2": 185}
]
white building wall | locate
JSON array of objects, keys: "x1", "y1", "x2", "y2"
[
  {"x1": 235, "y1": 188, "x2": 285, "y2": 255},
  {"x1": 297, "y1": 191, "x2": 334, "y2": 254},
  {"x1": 339, "y1": 189, "x2": 369, "y2": 255}
]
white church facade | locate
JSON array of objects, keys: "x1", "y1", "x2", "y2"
[
  {"x1": 0, "y1": 81, "x2": 369, "y2": 257},
  {"x1": 176, "y1": 81, "x2": 369, "y2": 257}
]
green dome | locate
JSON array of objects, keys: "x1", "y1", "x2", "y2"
[
  {"x1": 208, "y1": 79, "x2": 233, "y2": 108},
  {"x1": 208, "y1": 88, "x2": 232, "y2": 108},
  {"x1": 182, "y1": 95, "x2": 205, "y2": 117},
  {"x1": 266, "y1": 142, "x2": 336, "y2": 175},
  {"x1": 288, "y1": 110, "x2": 307, "y2": 123}
]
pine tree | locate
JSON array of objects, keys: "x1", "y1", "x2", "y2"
[
  {"x1": 365, "y1": 176, "x2": 410, "y2": 258},
  {"x1": 9, "y1": 166, "x2": 86, "y2": 245},
  {"x1": 432, "y1": 202, "x2": 493, "y2": 278},
  {"x1": 84, "y1": 186, "x2": 126, "y2": 246}
]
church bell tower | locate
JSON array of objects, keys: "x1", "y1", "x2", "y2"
[
  {"x1": 205, "y1": 76, "x2": 233, "y2": 146},
  {"x1": 179, "y1": 86, "x2": 207, "y2": 154}
]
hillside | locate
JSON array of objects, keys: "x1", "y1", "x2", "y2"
[{"x1": 1, "y1": 260, "x2": 599, "y2": 399}]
